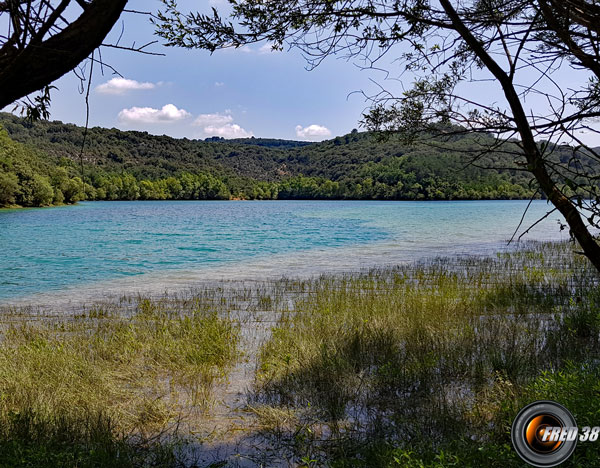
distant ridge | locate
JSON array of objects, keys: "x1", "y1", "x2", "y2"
[
  {"x1": 204, "y1": 136, "x2": 313, "y2": 149},
  {"x1": 2, "y1": 111, "x2": 590, "y2": 207}
]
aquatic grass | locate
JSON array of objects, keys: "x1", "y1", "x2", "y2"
[
  {"x1": 253, "y1": 241, "x2": 600, "y2": 463},
  {"x1": 0, "y1": 410, "x2": 181, "y2": 468},
  {"x1": 0, "y1": 304, "x2": 240, "y2": 430},
  {"x1": 1, "y1": 240, "x2": 599, "y2": 466},
  {"x1": 0, "y1": 296, "x2": 240, "y2": 466}
]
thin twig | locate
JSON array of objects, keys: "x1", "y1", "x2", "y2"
[{"x1": 79, "y1": 51, "x2": 94, "y2": 186}]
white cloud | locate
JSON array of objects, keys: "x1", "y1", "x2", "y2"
[
  {"x1": 214, "y1": 81, "x2": 225, "y2": 87},
  {"x1": 222, "y1": 43, "x2": 279, "y2": 55},
  {"x1": 259, "y1": 43, "x2": 280, "y2": 54},
  {"x1": 118, "y1": 104, "x2": 191, "y2": 124},
  {"x1": 204, "y1": 123, "x2": 254, "y2": 139},
  {"x1": 295, "y1": 124, "x2": 332, "y2": 140},
  {"x1": 222, "y1": 44, "x2": 255, "y2": 53},
  {"x1": 192, "y1": 112, "x2": 252, "y2": 138},
  {"x1": 193, "y1": 113, "x2": 233, "y2": 127},
  {"x1": 96, "y1": 78, "x2": 156, "y2": 95}
]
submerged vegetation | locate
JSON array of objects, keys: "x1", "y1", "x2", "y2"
[{"x1": 1, "y1": 241, "x2": 599, "y2": 466}]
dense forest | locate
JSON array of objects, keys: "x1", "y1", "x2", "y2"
[{"x1": 0, "y1": 112, "x2": 585, "y2": 207}]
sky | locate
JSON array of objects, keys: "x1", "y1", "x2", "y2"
[
  {"x1": 6, "y1": 0, "x2": 395, "y2": 142},
  {"x1": 4, "y1": 0, "x2": 600, "y2": 145}
]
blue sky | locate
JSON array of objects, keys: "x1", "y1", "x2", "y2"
[
  {"x1": 4, "y1": 0, "x2": 600, "y2": 145},
  {"x1": 12, "y1": 0, "x2": 396, "y2": 142}
]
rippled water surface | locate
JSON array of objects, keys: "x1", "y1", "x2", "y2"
[{"x1": 0, "y1": 200, "x2": 569, "y2": 304}]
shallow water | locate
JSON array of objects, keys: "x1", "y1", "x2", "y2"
[{"x1": 0, "y1": 199, "x2": 569, "y2": 305}]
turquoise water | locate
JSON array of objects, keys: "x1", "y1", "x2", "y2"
[{"x1": 0, "y1": 200, "x2": 569, "y2": 304}]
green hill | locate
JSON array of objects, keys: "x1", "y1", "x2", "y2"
[{"x1": 0, "y1": 112, "x2": 573, "y2": 207}]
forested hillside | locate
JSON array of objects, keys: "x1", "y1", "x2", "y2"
[{"x1": 0, "y1": 112, "x2": 578, "y2": 207}]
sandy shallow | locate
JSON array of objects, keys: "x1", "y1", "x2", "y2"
[{"x1": 0, "y1": 236, "x2": 537, "y2": 311}]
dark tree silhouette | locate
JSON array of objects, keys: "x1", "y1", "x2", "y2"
[{"x1": 0, "y1": 0, "x2": 128, "y2": 109}]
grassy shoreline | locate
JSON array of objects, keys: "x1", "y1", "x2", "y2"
[
  {"x1": 250, "y1": 242, "x2": 600, "y2": 466},
  {"x1": 1, "y1": 241, "x2": 599, "y2": 467}
]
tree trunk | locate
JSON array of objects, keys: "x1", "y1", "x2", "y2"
[{"x1": 440, "y1": 0, "x2": 600, "y2": 271}]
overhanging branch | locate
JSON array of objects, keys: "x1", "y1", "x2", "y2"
[{"x1": 0, "y1": 0, "x2": 128, "y2": 108}]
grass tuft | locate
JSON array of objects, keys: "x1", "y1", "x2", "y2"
[{"x1": 0, "y1": 298, "x2": 240, "y2": 467}]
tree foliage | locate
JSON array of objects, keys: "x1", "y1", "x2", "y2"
[
  {"x1": 4, "y1": 114, "x2": 596, "y2": 207},
  {"x1": 0, "y1": 128, "x2": 86, "y2": 207}
]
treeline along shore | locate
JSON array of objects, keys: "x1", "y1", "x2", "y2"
[{"x1": 1, "y1": 112, "x2": 597, "y2": 208}]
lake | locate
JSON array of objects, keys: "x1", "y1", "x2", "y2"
[{"x1": 0, "y1": 200, "x2": 570, "y2": 305}]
